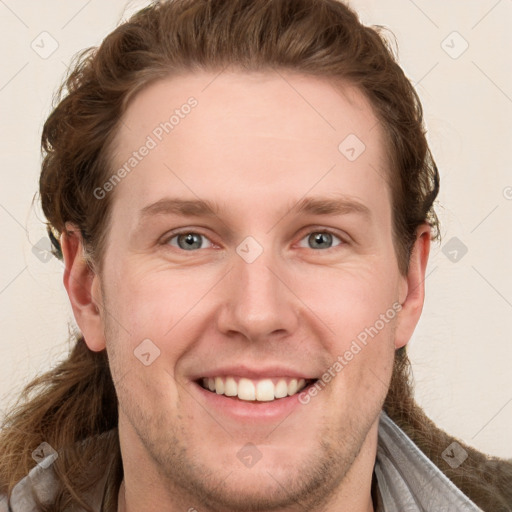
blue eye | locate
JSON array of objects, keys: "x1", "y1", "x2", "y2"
[
  {"x1": 163, "y1": 229, "x2": 344, "y2": 252},
  {"x1": 298, "y1": 231, "x2": 343, "y2": 250},
  {"x1": 167, "y1": 232, "x2": 214, "y2": 251}
]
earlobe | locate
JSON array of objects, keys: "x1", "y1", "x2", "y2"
[
  {"x1": 61, "y1": 223, "x2": 106, "y2": 352},
  {"x1": 394, "y1": 224, "x2": 431, "y2": 349}
]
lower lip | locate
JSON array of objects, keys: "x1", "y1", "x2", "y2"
[{"x1": 193, "y1": 381, "x2": 314, "y2": 422}]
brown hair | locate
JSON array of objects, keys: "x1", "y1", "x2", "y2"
[{"x1": 1, "y1": 0, "x2": 510, "y2": 510}]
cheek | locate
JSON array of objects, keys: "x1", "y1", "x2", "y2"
[
  {"x1": 300, "y1": 263, "x2": 400, "y2": 335},
  {"x1": 301, "y1": 264, "x2": 399, "y2": 389},
  {"x1": 104, "y1": 263, "x2": 217, "y2": 351},
  {"x1": 104, "y1": 246, "x2": 401, "y2": 356}
]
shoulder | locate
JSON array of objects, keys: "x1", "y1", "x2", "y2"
[
  {"x1": 0, "y1": 429, "x2": 118, "y2": 512},
  {"x1": 0, "y1": 450, "x2": 59, "y2": 511},
  {"x1": 0, "y1": 494, "x2": 9, "y2": 512},
  {"x1": 375, "y1": 411, "x2": 484, "y2": 511}
]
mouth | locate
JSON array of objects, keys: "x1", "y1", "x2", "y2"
[{"x1": 196, "y1": 376, "x2": 318, "y2": 402}]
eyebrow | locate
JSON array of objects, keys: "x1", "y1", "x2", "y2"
[
  {"x1": 291, "y1": 196, "x2": 371, "y2": 219},
  {"x1": 139, "y1": 198, "x2": 219, "y2": 219},
  {"x1": 137, "y1": 195, "x2": 371, "y2": 223}
]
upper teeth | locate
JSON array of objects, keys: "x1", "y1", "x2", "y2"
[{"x1": 202, "y1": 376, "x2": 308, "y2": 402}]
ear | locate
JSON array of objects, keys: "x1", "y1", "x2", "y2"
[
  {"x1": 61, "y1": 223, "x2": 106, "y2": 352},
  {"x1": 394, "y1": 224, "x2": 431, "y2": 349}
]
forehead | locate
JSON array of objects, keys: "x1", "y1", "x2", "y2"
[
  {"x1": 114, "y1": 70, "x2": 383, "y2": 156},
  {"x1": 107, "y1": 70, "x2": 390, "y2": 227}
]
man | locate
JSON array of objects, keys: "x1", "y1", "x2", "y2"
[{"x1": 1, "y1": 0, "x2": 511, "y2": 511}]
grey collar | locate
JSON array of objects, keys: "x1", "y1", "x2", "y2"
[{"x1": 374, "y1": 410, "x2": 483, "y2": 511}]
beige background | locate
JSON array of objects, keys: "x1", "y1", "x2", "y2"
[{"x1": 0, "y1": 0, "x2": 511, "y2": 458}]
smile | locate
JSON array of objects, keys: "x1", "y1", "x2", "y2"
[{"x1": 198, "y1": 376, "x2": 314, "y2": 402}]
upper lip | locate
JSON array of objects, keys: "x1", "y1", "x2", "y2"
[{"x1": 190, "y1": 365, "x2": 318, "y2": 381}]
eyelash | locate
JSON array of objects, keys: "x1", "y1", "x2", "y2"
[{"x1": 161, "y1": 228, "x2": 347, "y2": 252}]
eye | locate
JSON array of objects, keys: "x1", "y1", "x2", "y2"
[
  {"x1": 162, "y1": 229, "x2": 345, "y2": 252},
  {"x1": 166, "y1": 232, "x2": 214, "y2": 251},
  {"x1": 297, "y1": 230, "x2": 344, "y2": 250}
]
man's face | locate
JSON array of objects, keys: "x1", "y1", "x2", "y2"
[{"x1": 87, "y1": 71, "x2": 413, "y2": 510}]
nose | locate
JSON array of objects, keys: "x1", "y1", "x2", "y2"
[{"x1": 216, "y1": 247, "x2": 299, "y2": 343}]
